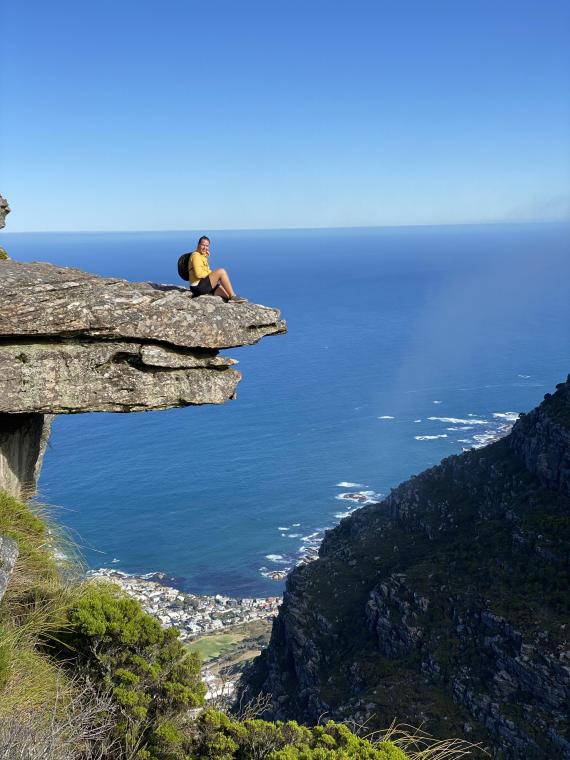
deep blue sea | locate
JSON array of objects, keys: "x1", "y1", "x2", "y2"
[{"x1": 3, "y1": 223, "x2": 570, "y2": 597}]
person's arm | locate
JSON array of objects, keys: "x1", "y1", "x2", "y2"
[{"x1": 190, "y1": 252, "x2": 211, "y2": 279}]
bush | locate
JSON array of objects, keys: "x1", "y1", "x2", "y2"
[
  {"x1": 54, "y1": 582, "x2": 205, "y2": 757},
  {"x1": 186, "y1": 709, "x2": 408, "y2": 759}
]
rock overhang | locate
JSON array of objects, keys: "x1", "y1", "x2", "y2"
[{"x1": 0, "y1": 260, "x2": 286, "y2": 414}]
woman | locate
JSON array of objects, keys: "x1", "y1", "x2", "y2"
[{"x1": 189, "y1": 236, "x2": 247, "y2": 303}]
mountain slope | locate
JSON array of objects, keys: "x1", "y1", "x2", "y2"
[{"x1": 245, "y1": 377, "x2": 570, "y2": 759}]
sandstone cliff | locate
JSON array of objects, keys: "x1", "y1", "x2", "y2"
[
  {"x1": 0, "y1": 256, "x2": 285, "y2": 497},
  {"x1": 245, "y1": 378, "x2": 570, "y2": 760}
]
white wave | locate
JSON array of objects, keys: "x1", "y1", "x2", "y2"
[
  {"x1": 259, "y1": 566, "x2": 290, "y2": 578},
  {"x1": 446, "y1": 425, "x2": 474, "y2": 431},
  {"x1": 432, "y1": 400, "x2": 442, "y2": 404},
  {"x1": 472, "y1": 433, "x2": 497, "y2": 448},
  {"x1": 457, "y1": 439, "x2": 472, "y2": 444},
  {"x1": 292, "y1": 523, "x2": 301, "y2": 527},
  {"x1": 335, "y1": 510, "x2": 354, "y2": 519},
  {"x1": 377, "y1": 415, "x2": 395, "y2": 420},
  {"x1": 415, "y1": 434, "x2": 448, "y2": 441},
  {"x1": 414, "y1": 419, "x2": 422, "y2": 423},
  {"x1": 428, "y1": 416, "x2": 487, "y2": 425},
  {"x1": 265, "y1": 554, "x2": 289, "y2": 564},
  {"x1": 336, "y1": 481, "x2": 362, "y2": 488},
  {"x1": 518, "y1": 374, "x2": 531, "y2": 379},
  {"x1": 287, "y1": 533, "x2": 301, "y2": 538},
  {"x1": 492, "y1": 412, "x2": 520, "y2": 421},
  {"x1": 278, "y1": 527, "x2": 289, "y2": 531},
  {"x1": 111, "y1": 558, "x2": 120, "y2": 564}
]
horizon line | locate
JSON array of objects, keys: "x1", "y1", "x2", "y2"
[{"x1": 3, "y1": 217, "x2": 569, "y2": 236}]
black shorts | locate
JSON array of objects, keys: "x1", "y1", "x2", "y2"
[{"x1": 190, "y1": 276, "x2": 215, "y2": 296}]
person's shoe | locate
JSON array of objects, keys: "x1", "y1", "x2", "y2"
[{"x1": 228, "y1": 294, "x2": 248, "y2": 303}]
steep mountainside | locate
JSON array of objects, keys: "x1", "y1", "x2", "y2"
[{"x1": 245, "y1": 377, "x2": 570, "y2": 759}]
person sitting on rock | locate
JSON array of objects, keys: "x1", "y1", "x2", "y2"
[{"x1": 189, "y1": 236, "x2": 247, "y2": 303}]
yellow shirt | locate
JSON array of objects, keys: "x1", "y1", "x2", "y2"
[{"x1": 189, "y1": 250, "x2": 212, "y2": 286}]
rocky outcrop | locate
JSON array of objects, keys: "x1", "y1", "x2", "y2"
[
  {"x1": 509, "y1": 382, "x2": 570, "y2": 497},
  {"x1": 0, "y1": 194, "x2": 9, "y2": 230},
  {"x1": 0, "y1": 261, "x2": 285, "y2": 357},
  {"x1": 0, "y1": 341, "x2": 241, "y2": 414},
  {"x1": 0, "y1": 194, "x2": 10, "y2": 260},
  {"x1": 0, "y1": 259, "x2": 285, "y2": 496},
  {"x1": 0, "y1": 535, "x2": 18, "y2": 603},
  {"x1": 245, "y1": 377, "x2": 570, "y2": 759}
]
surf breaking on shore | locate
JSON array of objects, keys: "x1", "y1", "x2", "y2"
[
  {"x1": 259, "y1": 408, "x2": 519, "y2": 581},
  {"x1": 92, "y1": 408, "x2": 519, "y2": 591},
  {"x1": 258, "y1": 484, "x2": 383, "y2": 581}
]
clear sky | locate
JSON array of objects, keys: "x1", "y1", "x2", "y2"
[{"x1": 1, "y1": 0, "x2": 569, "y2": 232}]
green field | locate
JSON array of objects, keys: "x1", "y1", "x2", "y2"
[
  {"x1": 186, "y1": 633, "x2": 242, "y2": 661},
  {"x1": 185, "y1": 619, "x2": 272, "y2": 664}
]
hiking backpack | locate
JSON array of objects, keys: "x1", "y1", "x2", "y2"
[{"x1": 177, "y1": 252, "x2": 191, "y2": 281}]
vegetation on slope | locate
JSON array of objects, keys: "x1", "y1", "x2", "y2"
[
  {"x1": 0, "y1": 493, "x2": 420, "y2": 759},
  {"x1": 247, "y1": 391, "x2": 570, "y2": 755}
]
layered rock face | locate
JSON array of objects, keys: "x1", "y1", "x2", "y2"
[
  {"x1": 245, "y1": 377, "x2": 570, "y2": 759},
  {"x1": 0, "y1": 259, "x2": 285, "y2": 496}
]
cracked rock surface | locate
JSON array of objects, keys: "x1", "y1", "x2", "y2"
[
  {"x1": 0, "y1": 257, "x2": 285, "y2": 497},
  {"x1": 0, "y1": 260, "x2": 286, "y2": 413}
]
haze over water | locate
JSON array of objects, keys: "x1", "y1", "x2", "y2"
[{"x1": 4, "y1": 222, "x2": 569, "y2": 597}]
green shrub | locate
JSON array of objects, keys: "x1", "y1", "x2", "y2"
[
  {"x1": 186, "y1": 709, "x2": 408, "y2": 759},
  {"x1": 53, "y1": 582, "x2": 205, "y2": 757}
]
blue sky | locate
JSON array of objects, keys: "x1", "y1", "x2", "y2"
[{"x1": 1, "y1": 0, "x2": 569, "y2": 231}]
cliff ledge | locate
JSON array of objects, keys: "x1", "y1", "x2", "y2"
[{"x1": 0, "y1": 253, "x2": 285, "y2": 496}]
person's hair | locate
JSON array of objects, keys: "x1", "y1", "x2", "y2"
[{"x1": 197, "y1": 235, "x2": 210, "y2": 248}]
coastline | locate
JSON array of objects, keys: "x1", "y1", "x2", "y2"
[
  {"x1": 90, "y1": 568, "x2": 281, "y2": 639},
  {"x1": 90, "y1": 568, "x2": 281, "y2": 702}
]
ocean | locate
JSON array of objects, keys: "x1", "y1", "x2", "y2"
[{"x1": 3, "y1": 223, "x2": 570, "y2": 597}]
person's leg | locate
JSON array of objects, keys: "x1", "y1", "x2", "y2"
[
  {"x1": 208, "y1": 268, "x2": 235, "y2": 298},
  {"x1": 213, "y1": 285, "x2": 230, "y2": 300}
]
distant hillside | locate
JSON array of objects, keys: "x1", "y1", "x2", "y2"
[{"x1": 244, "y1": 376, "x2": 570, "y2": 759}]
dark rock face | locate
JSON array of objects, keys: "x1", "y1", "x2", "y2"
[
  {"x1": 0, "y1": 414, "x2": 53, "y2": 499},
  {"x1": 0, "y1": 259, "x2": 285, "y2": 496},
  {"x1": 509, "y1": 384, "x2": 570, "y2": 497},
  {"x1": 245, "y1": 377, "x2": 570, "y2": 759}
]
